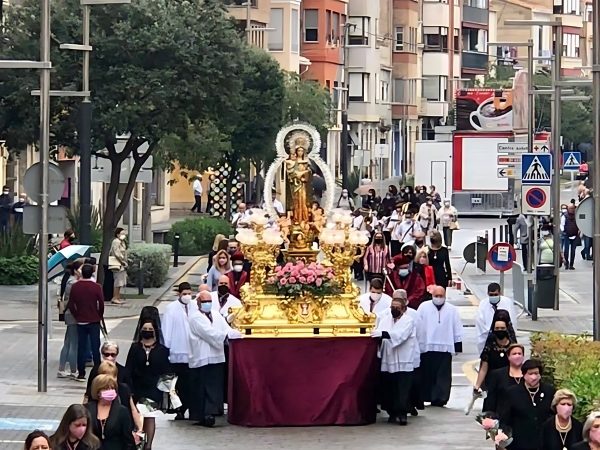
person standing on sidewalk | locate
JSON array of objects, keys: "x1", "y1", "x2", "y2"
[
  {"x1": 69, "y1": 264, "x2": 105, "y2": 381},
  {"x1": 515, "y1": 213, "x2": 531, "y2": 270},
  {"x1": 109, "y1": 228, "x2": 128, "y2": 305},
  {"x1": 561, "y1": 205, "x2": 581, "y2": 270},
  {"x1": 475, "y1": 282, "x2": 518, "y2": 354},
  {"x1": 437, "y1": 199, "x2": 458, "y2": 250},
  {"x1": 0, "y1": 185, "x2": 12, "y2": 234},
  {"x1": 162, "y1": 283, "x2": 193, "y2": 420},
  {"x1": 58, "y1": 260, "x2": 83, "y2": 379},
  {"x1": 190, "y1": 175, "x2": 203, "y2": 213}
]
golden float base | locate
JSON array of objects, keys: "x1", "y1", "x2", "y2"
[{"x1": 230, "y1": 285, "x2": 375, "y2": 338}]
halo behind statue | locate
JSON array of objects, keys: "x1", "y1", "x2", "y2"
[{"x1": 264, "y1": 122, "x2": 335, "y2": 218}]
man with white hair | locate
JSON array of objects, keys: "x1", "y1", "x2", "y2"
[
  {"x1": 188, "y1": 290, "x2": 242, "y2": 427},
  {"x1": 417, "y1": 285, "x2": 463, "y2": 407}
]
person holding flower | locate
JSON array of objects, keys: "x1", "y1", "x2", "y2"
[
  {"x1": 572, "y1": 411, "x2": 600, "y2": 450},
  {"x1": 498, "y1": 359, "x2": 555, "y2": 450},
  {"x1": 539, "y1": 389, "x2": 583, "y2": 450},
  {"x1": 484, "y1": 343, "x2": 526, "y2": 415}
]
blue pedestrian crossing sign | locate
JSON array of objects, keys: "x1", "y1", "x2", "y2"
[
  {"x1": 521, "y1": 153, "x2": 552, "y2": 185},
  {"x1": 563, "y1": 151, "x2": 581, "y2": 170}
]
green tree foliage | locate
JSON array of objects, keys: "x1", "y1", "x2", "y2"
[{"x1": 283, "y1": 72, "x2": 333, "y2": 137}]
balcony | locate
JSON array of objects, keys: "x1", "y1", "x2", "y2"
[
  {"x1": 463, "y1": 5, "x2": 488, "y2": 25},
  {"x1": 462, "y1": 51, "x2": 489, "y2": 70}
]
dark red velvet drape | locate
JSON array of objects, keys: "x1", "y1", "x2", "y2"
[{"x1": 228, "y1": 337, "x2": 379, "y2": 427}]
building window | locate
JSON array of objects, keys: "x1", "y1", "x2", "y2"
[
  {"x1": 304, "y1": 9, "x2": 318, "y2": 42},
  {"x1": 326, "y1": 10, "x2": 332, "y2": 43},
  {"x1": 465, "y1": 0, "x2": 488, "y2": 8},
  {"x1": 563, "y1": 33, "x2": 580, "y2": 57},
  {"x1": 291, "y1": 9, "x2": 299, "y2": 53},
  {"x1": 348, "y1": 16, "x2": 369, "y2": 46},
  {"x1": 423, "y1": 26, "x2": 448, "y2": 51},
  {"x1": 332, "y1": 12, "x2": 341, "y2": 43},
  {"x1": 462, "y1": 27, "x2": 487, "y2": 52},
  {"x1": 422, "y1": 76, "x2": 448, "y2": 101},
  {"x1": 453, "y1": 28, "x2": 460, "y2": 52},
  {"x1": 559, "y1": 0, "x2": 580, "y2": 15},
  {"x1": 393, "y1": 78, "x2": 417, "y2": 104},
  {"x1": 268, "y1": 8, "x2": 284, "y2": 51},
  {"x1": 380, "y1": 70, "x2": 391, "y2": 102},
  {"x1": 349, "y1": 72, "x2": 369, "y2": 101},
  {"x1": 586, "y1": 3, "x2": 593, "y2": 21},
  {"x1": 395, "y1": 26, "x2": 404, "y2": 51},
  {"x1": 150, "y1": 169, "x2": 165, "y2": 206},
  {"x1": 393, "y1": 79, "x2": 406, "y2": 103}
]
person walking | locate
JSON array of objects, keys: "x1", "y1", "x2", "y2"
[
  {"x1": 475, "y1": 282, "x2": 518, "y2": 354},
  {"x1": 417, "y1": 199, "x2": 435, "y2": 234},
  {"x1": 561, "y1": 204, "x2": 580, "y2": 270},
  {"x1": 206, "y1": 250, "x2": 231, "y2": 291},
  {"x1": 515, "y1": 213, "x2": 531, "y2": 270},
  {"x1": 50, "y1": 404, "x2": 101, "y2": 450},
  {"x1": 59, "y1": 229, "x2": 76, "y2": 250},
  {"x1": 572, "y1": 411, "x2": 600, "y2": 450},
  {"x1": 11, "y1": 194, "x2": 27, "y2": 227},
  {"x1": 428, "y1": 231, "x2": 452, "y2": 289},
  {"x1": 24, "y1": 431, "x2": 51, "y2": 450},
  {"x1": 437, "y1": 199, "x2": 458, "y2": 249},
  {"x1": 126, "y1": 318, "x2": 170, "y2": 450},
  {"x1": 336, "y1": 189, "x2": 355, "y2": 211},
  {"x1": 539, "y1": 224, "x2": 556, "y2": 265},
  {"x1": 363, "y1": 231, "x2": 391, "y2": 282},
  {"x1": 190, "y1": 175, "x2": 203, "y2": 214},
  {"x1": 0, "y1": 185, "x2": 12, "y2": 234},
  {"x1": 539, "y1": 389, "x2": 584, "y2": 450},
  {"x1": 69, "y1": 264, "x2": 104, "y2": 382},
  {"x1": 484, "y1": 343, "x2": 525, "y2": 415},
  {"x1": 109, "y1": 227, "x2": 128, "y2": 305},
  {"x1": 58, "y1": 261, "x2": 83, "y2": 379}
]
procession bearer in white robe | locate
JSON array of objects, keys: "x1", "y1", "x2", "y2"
[
  {"x1": 393, "y1": 289, "x2": 424, "y2": 414},
  {"x1": 161, "y1": 282, "x2": 194, "y2": 420},
  {"x1": 210, "y1": 275, "x2": 242, "y2": 324},
  {"x1": 475, "y1": 282, "x2": 517, "y2": 354},
  {"x1": 372, "y1": 295, "x2": 418, "y2": 426},
  {"x1": 188, "y1": 291, "x2": 242, "y2": 427},
  {"x1": 359, "y1": 277, "x2": 392, "y2": 316},
  {"x1": 417, "y1": 285, "x2": 464, "y2": 407}
]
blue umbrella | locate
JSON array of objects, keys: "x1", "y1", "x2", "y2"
[{"x1": 48, "y1": 245, "x2": 92, "y2": 281}]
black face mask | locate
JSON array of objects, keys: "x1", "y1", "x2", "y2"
[
  {"x1": 494, "y1": 330, "x2": 509, "y2": 340},
  {"x1": 375, "y1": 238, "x2": 383, "y2": 243},
  {"x1": 391, "y1": 308, "x2": 403, "y2": 318},
  {"x1": 68, "y1": 236, "x2": 76, "y2": 242},
  {"x1": 415, "y1": 240, "x2": 424, "y2": 246},
  {"x1": 141, "y1": 330, "x2": 155, "y2": 340},
  {"x1": 218, "y1": 285, "x2": 229, "y2": 296}
]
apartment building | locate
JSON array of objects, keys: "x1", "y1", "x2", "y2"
[
  {"x1": 300, "y1": 0, "x2": 347, "y2": 175},
  {"x1": 345, "y1": 0, "x2": 394, "y2": 180},
  {"x1": 462, "y1": 0, "x2": 490, "y2": 83}
]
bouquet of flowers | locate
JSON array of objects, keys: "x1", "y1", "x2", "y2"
[
  {"x1": 266, "y1": 260, "x2": 338, "y2": 297},
  {"x1": 475, "y1": 412, "x2": 513, "y2": 449}
]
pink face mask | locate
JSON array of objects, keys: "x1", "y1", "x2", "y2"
[
  {"x1": 589, "y1": 426, "x2": 600, "y2": 444},
  {"x1": 508, "y1": 354, "x2": 524, "y2": 367},
  {"x1": 556, "y1": 403, "x2": 573, "y2": 420},
  {"x1": 100, "y1": 389, "x2": 118, "y2": 402},
  {"x1": 524, "y1": 371, "x2": 541, "y2": 387},
  {"x1": 70, "y1": 424, "x2": 87, "y2": 440}
]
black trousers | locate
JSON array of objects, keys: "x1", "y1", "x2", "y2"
[
  {"x1": 521, "y1": 242, "x2": 529, "y2": 271},
  {"x1": 390, "y1": 240, "x2": 402, "y2": 257},
  {"x1": 409, "y1": 366, "x2": 424, "y2": 410},
  {"x1": 442, "y1": 227, "x2": 454, "y2": 247},
  {"x1": 191, "y1": 194, "x2": 202, "y2": 213},
  {"x1": 420, "y1": 351, "x2": 452, "y2": 406},
  {"x1": 171, "y1": 363, "x2": 192, "y2": 414},
  {"x1": 190, "y1": 363, "x2": 224, "y2": 420},
  {"x1": 381, "y1": 371, "x2": 413, "y2": 417}
]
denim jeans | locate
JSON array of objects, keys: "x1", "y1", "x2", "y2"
[
  {"x1": 77, "y1": 323, "x2": 101, "y2": 378},
  {"x1": 59, "y1": 324, "x2": 78, "y2": 372}
]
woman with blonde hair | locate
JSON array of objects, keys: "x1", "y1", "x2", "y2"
[
  {"x1": 207, "y1": 234, "x2": 227, "y2": 271},
  {"x1": 539, "y1": 389, "x2": 583, "y2": 450},
  {"x1": 206, "y1": 249, "x2": 231, "y2": 291},
  {"x1": 572, "y1": 411, "x2": 600, "y2": 450}
]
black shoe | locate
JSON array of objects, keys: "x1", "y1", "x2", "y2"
[
  {"x1": 387, "y1": 415, "x2": 396, "y2": 424},
  {"x1": 398, "y1": 414, "x2": 408, "y2": 425},
  {"x1": 203, "y1": 415, "x2": 215, "y2": 428},
  {"x1": 581, "y1": 250, "x2": 586, "y2": 259},
  {"x1": 174, "y1": 411, "x2": 186, "y2": 421},
  {"x1": 569, "y1": 265, "x2": 575, "y2": 270},
  {"x1": 430, "y1": 401, "x2": 446, "y2": 407},
  {"x1": 410, "y1": 407, "x2": 419, "y2": 417}
]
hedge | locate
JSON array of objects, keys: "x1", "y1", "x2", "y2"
[
  {"x1": 531, "y1": 332, "x2": 600, "y2": 420},
  {"x1": 166, "y1": 217, "x2": 233, "y2": 256},
  {"x1": 0, "y1": 256, "x2": 40, "y2": 285},
  {"x1": 126, "y1": 243, "x2": 171, "y2": 288}
]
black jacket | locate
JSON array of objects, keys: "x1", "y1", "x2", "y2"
[
  {"x1": 539, "y1": 415, "x2": 584, "y2": 450},
  {"x1": 499, "y1": 382, "x2": 556, "y2": 450},
  {"x1": 86, "y1": 400, "x2": 135, "y2": 450},
  {"x1": 53, "y1": 441, "x2": 95, "y2": 450},
  {"x1": 85, "y1": 362, "x2": 132, "y2": 399},
  {"x1": 484, "y1": 366, "x2": 520, "y2": 414},
  {"x1": 570, "y1": 442, "x2": 591, "y2": 450}
]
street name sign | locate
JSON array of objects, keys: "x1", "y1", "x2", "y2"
[
  {"x1": 497, "y1": 167, "x2": 517, "y2": 178},
  {"x1": 497, "y1": 143, "x2": 529, "y2": 154},
  {"x1": 497, "y1": 155, "x2": 522, "y2": 165}
]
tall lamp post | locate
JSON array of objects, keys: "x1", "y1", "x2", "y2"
[{"x1": 593, "y1": 0, "x2": 600, "y2": 340}]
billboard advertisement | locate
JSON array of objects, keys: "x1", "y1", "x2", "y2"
[{"x1": 455, "y1": 88, "x2": 513, "y2": 132}]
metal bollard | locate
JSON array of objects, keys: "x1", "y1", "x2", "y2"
[
  {"x1": 492, "y1": 228, "x2": 497, "y2": 245},
  {"x1": 173, "y1": 234, "x2": 180, "y2": 268},
  {"x1": 505, "y1": 224, "x2": 510, "y2": 243},
  {"x1": 138, "y1": 260, "x2": 144, "y2": 295},
  {"x1": 500, "y1": 225, "x2": 504, "y2": 242}
]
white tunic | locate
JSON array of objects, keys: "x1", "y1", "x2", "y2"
[
  {"x1": 475, "y1": 296, "x2": 518, "y2": 354},
  {"x1": 375, "y1": 312, "x2": 418, "y2": 373},
  {"x1": 188, "y1": 309, "x2": 242, "y2": 369},
  {"x1": 417, "y1": 300, "x2": 464, "y2": 355},
  {"x1": 161, "y1": 300, "x2": 191, "y2": 364},
  {"x1": 405, "y1": 308, "x2": 422, "y2": 368},
  {"x1": 210, "y1": 291, "x2": 242, "y2": 324},
  {"x1": 358, "y1": 292, "x2": 392, "y2": 317}
]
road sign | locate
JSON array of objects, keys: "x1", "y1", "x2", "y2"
[
  {"x1": 521, "y1": 153, "x2": 552, "y2": 185},
  {"x1": 576, "y1": 196, "x2": 593, "y2": 237},
  {"x1": 533, "y1": 140, "x2": 550, "y2": 153},
  {"x1": 23, "y1": 163, "x2": 65, "y2": 204},
  {"x1": 497, "y1": 167, "x2": 517, "y2": 178},
  {"x1": 91, "y1": 155, "x2": 153, "y2": 184},
  {"x1": 563, "y1": 151, "x2": 581, "y2": 170},
  {"x1": 497, "y1": 155, "x2": 522, "y2": 165},
  {"x1": 487, "y1": 242, "x2": 516, "y2": 271},
  {"x1": 373, "y1": 143, "x2": 390, "y2": 159},
  {"x1": 521, "y1": 185, "x2": 551, "y2": 215},
  {"x1": 497, "y1": 143, "x2": 529, "y2": 154},
  {"x1": 23, "y1": 205, "x2": 68, "y2": 235}
]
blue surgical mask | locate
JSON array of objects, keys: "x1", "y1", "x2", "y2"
[
  {"x1": 489, "y1": 295, "x2": 501, "y2": 305},
  {"x1": 200, "y1": 302, "x2": 212, "y2": 313},
  {"x1": 432, "y1": 297, "x2": 445, "y2": 306},
  {"x1": 399, "y1": 269, "x2": 410, "y2": 277}
]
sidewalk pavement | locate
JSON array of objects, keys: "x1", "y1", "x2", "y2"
[{"x1": 452, "y1": 218, "x2": 593, "y2": 335}]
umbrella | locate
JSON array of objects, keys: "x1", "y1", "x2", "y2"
[
  {"x1": 48, "y1": 245, "x2": 92, "y2": 281},
  {"x1": 354, "y1": 184, "x2": 376, "y2": 196}
]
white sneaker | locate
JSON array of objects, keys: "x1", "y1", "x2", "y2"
[{"x1": 57, "y1": 370, "x2": 70, "y2": 378}]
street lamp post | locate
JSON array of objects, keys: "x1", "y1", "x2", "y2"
[{"x1": 593, "y1": 0, "x2": 600, "y2": 340}]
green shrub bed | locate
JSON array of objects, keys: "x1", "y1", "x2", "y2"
[
  {"x1": 166, "y1": 217, "x2": 233, "y2": 256},
  {"x1": 126, "y1": 243, "x2": 171, "y2": 288},
  {"x1": 0, "y1": 256, "x2": 40, "y2": 285}
]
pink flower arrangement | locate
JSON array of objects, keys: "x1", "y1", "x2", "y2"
[
  {"x1": 268, "y1": 261, "x2": 338, "y2": 296},
  {"x1": 481, "y1": 418, "x2": 497, "y2": 431}
]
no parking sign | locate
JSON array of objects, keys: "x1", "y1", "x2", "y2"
[
  {"x1": 487, "y1": 243, "x2": 516, "y2": 272},
  {"x1": 521, "y1": 185, "x2": 551, "y2": 216}
]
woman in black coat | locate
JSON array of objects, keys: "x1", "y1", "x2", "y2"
[
  {"x1": 539, "y1": 389, "x2": 583, "y2": 450},
  {"x1": 484, "y1": 343, "x2": 525, "y2": 414},
  {"x1": 428, "y1": 231, "x2": 452, "y2": 288}
]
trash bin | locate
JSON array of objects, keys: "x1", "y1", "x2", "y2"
[
  {"x1": 476, "y1": 236, "x2": 488, "y2": 272},
  {"x1": 534, "y1": 264, "x2": 556, "y2": 309}
]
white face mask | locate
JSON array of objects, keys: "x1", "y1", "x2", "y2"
[
  {"x1": 399, "y1": 269, "x2": 410, "y2": 277},
  {"x1": 180, "y1": 294, "x2": 192, "y2": 305},
  {"x1": 541, "y1": 230, "x2": 550, "y2": 237},
  {"x1": 119, "y1": 234, "x2": 126, "y2": 241},
  {"x1": 370, "y1": 292, "x2": 382, "y2": 301},
  {"x1": 432, "y1": 297, "x2": 445, "y2": 306},
  {"x1": 233, "y1": 264, "x2": 243, "y2": 273}
]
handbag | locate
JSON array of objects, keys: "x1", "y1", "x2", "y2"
[
  {"x1": 108, "y1": 255, "x2": 121, "y2": 272},
  {"x1": 449, "y1": 218, "x2": 460, "y2": 230}
]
